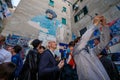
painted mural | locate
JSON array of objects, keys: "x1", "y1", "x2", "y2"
[
  {"x1": 6, "y1": 34, "x2": 30, "y2": 47},
  {"x1": 5, "y1": 34, "x2": 31, "y2": 59},
  {"x1": 28, "y1": 9, "x2": 62, "y2": 45}
]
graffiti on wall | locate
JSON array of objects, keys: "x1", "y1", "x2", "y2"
[
  {"x1": 28, "y1": 9, "x2": 62, "y2": 44},
  {"x1": 6, "y1": 34, "x2": 30, "y2": 47}
]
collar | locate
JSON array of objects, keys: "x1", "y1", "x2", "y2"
[{"x1": 49, "y1": 49, "x2": 55, "y2": 57}]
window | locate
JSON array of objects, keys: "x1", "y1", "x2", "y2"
[
  {"x1": 83, "y1": 6, "x2": 88, "y2": 15},
  {"x1": 62, "y1": 7, "x2": 66, "y2": 12},
  {"x1": 73, "y1": 4, "x2": 76, "y2": 10},
  {"x1": 49, "y1": 0, "x2": 54, "y2": 7},
  {"x1": 74, "y1": 10, "x2": 84, "y2": 22},
  {"x1": 74, "y1": 6, "x2": 88, "y2": 23},
  {"x1": 74, "y1": 15, "x2": 79, "y2": 23},
  {"x1": 62, "y1": 18, "x2": 66, "y2": 25},
  {"x1": 80, "y1": 27, "x2": 87, "y2": 36}
]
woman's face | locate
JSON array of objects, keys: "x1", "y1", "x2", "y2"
[
  {"x1": 38, "y1": 48, "x2": 44, "y2": 54},
  {"x1": 69, "y1": 46, "x2": 74, "y2": 52}
]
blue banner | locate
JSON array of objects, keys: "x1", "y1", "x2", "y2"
[{"x1": 6, "y1": 34, "x2": 30, "y2": 47}]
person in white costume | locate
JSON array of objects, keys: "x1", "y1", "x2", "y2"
[{"x1": 73, "y1": 16, "x2": 110, "y2": 80}]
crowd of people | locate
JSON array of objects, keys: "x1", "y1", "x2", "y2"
[{"x1": 0, "y1": 15, "x2": 119, "y2": 80}]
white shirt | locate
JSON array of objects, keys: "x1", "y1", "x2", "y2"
[
  {"x1": 49, "y1": 49, "x2": 55, "y2": 57},
  {"x1": 0, "y1": 48, "x2": 12, "y2": 64}
]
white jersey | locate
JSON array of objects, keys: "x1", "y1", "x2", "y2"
[{"x1": 0, "y1": 48, "x2": 12, "y2": 64}]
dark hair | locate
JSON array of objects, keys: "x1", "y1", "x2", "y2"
[
  {"x1": 94, "y1": 37, "x2": 100, "y2": 42},
  {"x1": 68, "y1": 41, "x2": 75, "y2": 47},
  {"x1": 39, "y1": 46, "x2": 46, "y2": 50},
  {"x1": 0, "y1": 34, "x2": 5, "y2": 42},
  {"x1": 13, "y1": 45, "x2": 22, "y2": 53},
  {"x1": 0, "y1": 62, "x2": 16, "y2": 80},
  {"x1": 74, "y1": 36, "x2": 81, "y2": 44},
  {"x1": 31, "y1": 39, "x2": 42, "y2": 48}
]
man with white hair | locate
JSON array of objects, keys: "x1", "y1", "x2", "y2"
[{"x1": 38, "y1": 40, "x2": 64, "y2": 80}]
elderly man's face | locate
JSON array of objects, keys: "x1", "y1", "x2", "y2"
[{"x1": 50, "y1": 41, "x2": 57, "y2": 49}]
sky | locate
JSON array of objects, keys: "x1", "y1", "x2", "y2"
[{"x1": 11, "y1": 0, "x2": 21, "y2": 7}]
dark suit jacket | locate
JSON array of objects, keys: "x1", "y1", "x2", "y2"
[
  {"x1": 100, "y1": 56, "x2": 120, "y2": 80},
  {"x1": 38, "y1": 49, "x2": 60, "y2": 80}
]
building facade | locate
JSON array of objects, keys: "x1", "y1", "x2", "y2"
[
  {"x1": 1, "y1": 0, "x2": 120, "y2": 45},
  {"x1": 70, "y1": 0, "x2": 120, "y2": 53},
  {"x1": 71, "y1": 0, "x2": 120, "y2": 37},
  {"x1": 2, "y1": 0, "x2": 72, "y2": 44}
]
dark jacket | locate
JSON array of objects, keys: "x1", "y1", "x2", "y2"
[
  {"x1": 100, "y1": 56, "x2": 120, "y2": 80},
  {"x1": 60, "y1": 52, "x2": 78, "y2": 80},
  {"x1": 18, "y1": 49, "x2": 39, "y2": 80},
  {"x1": 38, "y1": 49, "x2": 60, "y2": 80}
]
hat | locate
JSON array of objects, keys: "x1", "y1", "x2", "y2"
[{"x1": 31, "y1": 39, "x2": 42, "y2": 48}]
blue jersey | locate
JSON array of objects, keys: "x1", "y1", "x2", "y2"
[{"x1": 11, "y1": 54, "x2": 23, "y2": 77}]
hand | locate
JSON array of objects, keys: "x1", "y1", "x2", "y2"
[
  {"x1": 100, "y1": 17, "x2": 107, "y2": 27},
  {"x1": 58, "y1": 60, "x2": 64, "y2": 69},
  {"x1": 93, "y1": 15, "x2": 103, "y2": 26},
  {"x1": 55, "y1": 57, "x2": 60, "y2": 61}
]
